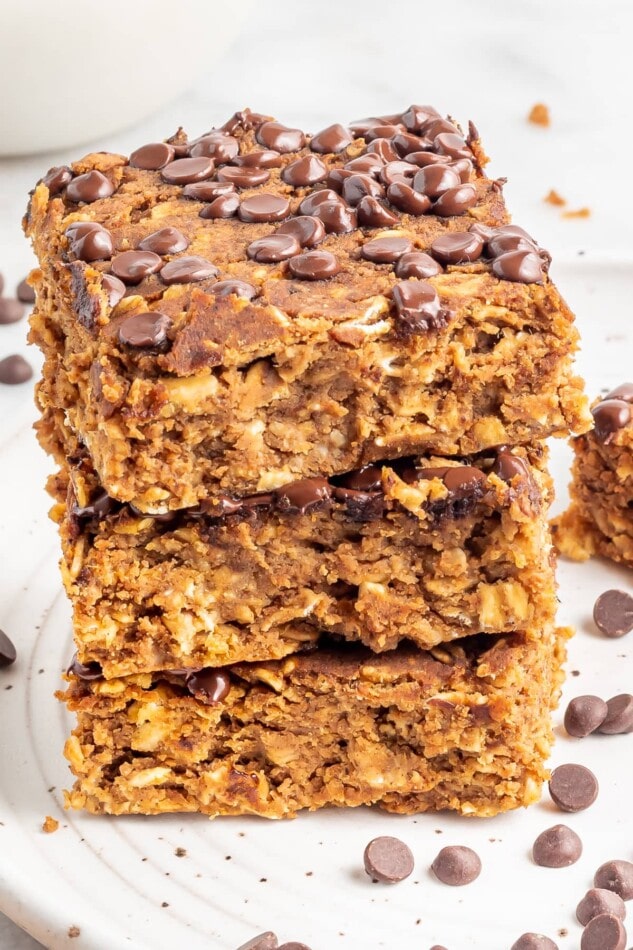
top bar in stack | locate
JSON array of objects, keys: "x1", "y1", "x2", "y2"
[{"x1": 26, "y1": 106, "x2": 590, "y2": 512}]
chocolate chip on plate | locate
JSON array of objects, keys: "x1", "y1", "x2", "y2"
[
  {"x1": 431, "y1": 846, "x2": 481, "y2": 885},
  {"x1": 66, "y1": 170, "x2": 114, "y2": 203},
  {"x1": 118, "y1": 312, "x2": 172, "y2": 348},
  {"x1": 111, "y1": 250, "x2": 163, "y2": 284},
  {"x1": 564, "y1": 695, "x2": 608, "y2": 737},
  {"x1": 593, "y1": 590, "x2": 633, "y2": 638},
  {"x1": 510, "y1": 935, "x2": 559, "y2": 950},
  {"x1": 138, "y1": 227, "x2": 189, "y2": 255},
  {"x1": 0, "y1": 354, "x2": 33, "y2": 385},
  {"x1": 0, "y1": 629, "x2": 17, "y2": 667},
  {"x1": 532, "y1": 824, "x2": 582, "y2": 867},
  {"x1": 0, "y1": 298, "x2": 26, "y2": 325},
  {"x1": 16, "y1": 278, "x2": 36, "y2": 303},
  {"x1": 597, "y1": 694, "x2": 633, "y2": 735},
  {"x1": 363, "y1": 835, "x2": 414, "y2": 883},
  {"x1": 288, "y1": 250, "x2": 340, "y2": 281},
  {"x1": 576, "y1": 888, "x2": 627, "y2": 926},
  {"x1": 580, "y1": 914, "x2": 627, "y2": 950},
  {"x1": 247, "y1": 234, "x2": 301, "y2": 263},
  {"x1": 548, "y1": 764, "x2": 598, "y2": 812},
  {"x1": 129, "y1": 142, "x2": 176, "y2": 170},
  {"x1": 594, "y1": 860, "x2": 633, "y2": 899},
  {"x1": 235, "y1": 932, "x2": 278, "y2": 950}
]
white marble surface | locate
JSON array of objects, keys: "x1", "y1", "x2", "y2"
[{"x1": 0, "y1": 1, "x2": 631, "y2": 946}]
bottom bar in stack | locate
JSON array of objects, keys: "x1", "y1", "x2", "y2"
[{"x1": 61, "y1": 626, "x2": 568, "y2": 819}]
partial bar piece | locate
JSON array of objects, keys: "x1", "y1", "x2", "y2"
[
  {"x1": 62, "y1": 627, "x2": 569, "y2": 819},
  {"x1": 26, "y1": 106, "x2": 589, "y2": 512},
  {"x1": 51, "y1": 445, "x2": 555, "y2": 677},
  {"x1": 552, "y1": 383, "x2": 633, "y2": 567}
]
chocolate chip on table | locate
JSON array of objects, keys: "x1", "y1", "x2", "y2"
[
  {"x1": 256, "y1": 121, "x2": 305, "y2": 153},
  {"x1": 413, "y1": 164, "x2": 461, "y2": 198},
  {"x1": 288, "y1": 250, "x2": 340, "y2": 281},
  {"x1": 510, "y1": 936, "x2": 559, "y2": 950},
  {"x1": 361, "y1": 236, "x2": 413, "y2": 264},
  {"x1": 580, "y1": 914, "x2": 627, "y2": 950},
  {"x1": 356, "y1": 196, "x2": 400, "y2": 228},
  {"x1": 160, "y1": 256, "x2": 219, "y2": 284},
  {"x1": 532, "y1": 824, "x2": 582, "y2": 867},
  {"x1": 16, "y1": 278, "x2": 36, "y2": 303},
  {"x1": 161, "y1": 157, "x2": 215, "y2": 185},
  {"x1": 235, "y1": 932, "x2": 278, "y2": 950},
  {"x1": 576, "y1": 888, "x2": 627, "y2": 926},
  {"x1": 597, "y1": 694, "x2": 633, "y2": 735},
  {"x1": 66, "y1": 170, "x2": 114, "y2": 203},
  {"x1": 238, "y1": 194, "x2": 290, "y2": 223},
  {"x1": 183, "y1": 181, "x2": 236, "y2": 201},
  {"x1": 232, "y1": 149, "x2": 282, "y2": 169},
  {"x1": 310, "y1": 123, "x2": 353, "y2": 153},
  {"x1": 430, "y1": 231, "x2": 484, "y2": 264},
  {"x1": 282, "y1": 155, "x2": 327, "y2": 186},
  {"x1": 363, "y1": 836, "x2": 414, "y2": 883},
  {"x1": 433, "y1": 183, "x2": 478, "y2": 216},
  {"x1": 189, "y1": 133, "x2": 239, "y2": 164},
  {"x1": 594, "y1": 860, "x2": 633, "y2": 899},
  {"x1": 102, "y1": 274, "x2": 126, "y2": 308},
  {"x1": 247, "y1": 234, "x2": 301, "y2": 263},
  {"x1": 41, "y1": 165, "x2": 73, "y2": 195},
  {"x1": 592, "y1": 399, "x2": 631, "y2": 442},
  {"x1": 0, "y1": 355, "x2": 33, "y2": 384},
  {"x1": 216, "y1": 166, "x2": 271, "y2": 188},
  {"x1": 548, "y1": 764, "x2": 599, "y2": 812},
  {"x1": 199, "y1": 194, "x2": 240, "y2": 219},
  {"x1": 118, "y1": 312, "x2": 172, "y2": 348},
  {"x1": 129, "y1": 142, "x2": 176, "y2": 170},
  {"x1": 593, "y1": 590, "x2": 633, "y2": 637},
  {"x1": 65, "y1": 222, "x2": 113, "y2": 262},
  {"x1": 431, "y1": 846, "x2": 481, "y2": 886},
  {"x1": 492, "y1": 249, "x2": 544, "y2": 284},
  {"x1": 0, "y1": 629, "x2": 17, "y2": 667},
  {"x1": 395, "y1": 251, "x2": 441, "y2": 279},
  {"x1": 138, "y1": 227, "x2": 189, "y2": 255},
  {"x1": 564, "y1": 695, "x2": 608, "y2": 737},
  {"x1": 210, "y1": 279, "x2": 257, "y2": 300},
  {"x1": 0, "y1": 298, "x2": 26, "y2": 324},
  {"x1": 392, "y1": 280, "x2": 444, "y2": 335},
  {"x1": 277, "y1": 215, "x2": 326, "y2": 248},
  {"x1": 185, "y1": 669, "x2": 231, "y2": 703},
  {"x1": 386, "y1": 182, "x2": 431, "y2": 215},
  {"x1": 111, "y1": 250, "x2": 163, "y2": 284}
]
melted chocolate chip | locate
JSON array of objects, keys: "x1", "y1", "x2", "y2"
[
  {"x1": 65, "y1": 222, "x2": 113, "y2": 262},
  {"x1": 102, "y1": 274, "x2": 126, "y2": 307},
  {"x1": 67, "y1": 655, "x2": 103, "y2": 681},
  {"x1": 66, "y1": 171, "x2": 114, "y2": 204},
  {"x1": 392, "y1": 280, "x2": 445, "y2": 334},
  {"x1": 361, "y1": 236, "x2": 413, "y2": 264},
  {"x1": 185, "y1": 668, "x2": 231, "y2": 704},
  {"x1": 492, "y1": 249, "x2": 544, "y2": 283},
  {"x1": 345, "y1": 155, "x2": 384, "y2": 177},
  {"x1": 72, "y1": 490, "x2": 116, "y2": 524},
  {"x1": 256, "y1": 122, "x2": 306, "y2": 153},
  {"x1": 190, "y1": 133, "x2": 239, "y2": 163},
  {"x1": 198, "y1": 194, "x2": 240, "y2": 219},
  {"x1": 118, "y1": 311, "x2": 172, "y2": 347},
  {"x1": 392, "y1": 132, "x2": 431, "y2": 156},
  {"x1": 111, "y1": 250, "x2": 163, "y2": 284},
  {"x1": 210, "y1": 279, "x2": 258, "y2": 300},
  {"x1": 491, "y1": 449, "x2": 530, "y2": 483},
  {"x1": 342, "y1": 174, "x2": 384, "y2": 206},
  {"x1": 298, "y1": 189, "x2": 340, "y2": 215},
  {"x1": 338, "y1": 465, "x2": 383, "y2": 492},
  {"x1": 160, "y1": 256, "x2": 219, "y2": 284},
  {"x1": 310, "y1": 123, "x2": 353, "y2": 153},
  {"x1": 592, "y1": 399, "x2": 631, "y2": 442},
  {"x1": 232, "y1": 149, "x2": 282, "y2": 169},
  {"x1": 380, "y1": 161, "x2": 416, "y2": 187},
  {"x1": 238, "y1": 194, "x2": 290, "y2": 223},
  {"x1": 356, "y1": 196, "x2": 400, "y2": 228},
  {"x1": 413, "y1": 164, "x2": 461, "y2": 199},
  {"x1": 282, "y1": 155, "x2": 327, "y2": 186},
  {"x1": 41, "y1": 165, "x2": 73, "y2": 196},
  {"x1": 274, "y1": 477, "x2": 332, "y2": 513},
  {"x1": 183, "y1": 181, "x2": 236, "y2": 201},
  {"x1": 277, "y1": 215, "x2": 326, "y2": 248},
  {"x1": 129, "y1": 142, "x2": 176, "y2": 170},
  {"x1": 161, "y1": 157, "x2": 215, "y2": 185},
  {"x1": 216, "y1": 166, "x2": 271, "y2": 188},
  {"x1": 433, "y1": 183, "x2": 478, "y2": 216},
  {"x1": 288, "y1": 250, "x2": 340, "y2": 280},
  {"x1": 366, "y1": 138, "x2": 399, "y2": 163},
  {"x1": 430, "y1": 231, "x2": 484, "y2": 264},
  {"x1": 138, "y1": 227, "x2": 189, "y2": 255},
  {"x1": 386, "y1": 182, "x2": 431, "y2": 215},
  {"x1": 434, "y1": 132, "x2": 472, "y2": 159},
  {"x1": 605, "y1": 382, "x2": 633, "y2": 403},
  {"x1": 308, "y1": 198, "x2": 357, "y2": 234},
  {"x1": 395, "y1": 251, "x2": 441, "y2": 279},
  {"x1": 488, "y1": 225, "x2": 537, "y2": 257},
  {"x1": 401, "y1": 104, "x2": 440, "y2": 131},
  {"x1": 247, "y1": 234, "x2": 301, "y2": 263}
]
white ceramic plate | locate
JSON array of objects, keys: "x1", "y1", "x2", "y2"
[{"x1": 1, "y1": 261, "x2": 632, "y2": 950}]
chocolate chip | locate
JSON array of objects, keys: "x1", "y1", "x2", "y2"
[
  {"x1": 41, "y1": 165, "x2": 73, "y2": 195},
  {"x1": 605, "y1": 382, "x2": 633, "y2": 402},
  {"x1": 580, "y1": 914, "x2": 627, "y2": 950},
  {"x1": 592, "y1": 400, "x2": 631, "y2": 443},
  {"x1": 160, "y1": 256, "x2": 219, "y2": 284},
  {"x1": 386, "y1": 182, "x2": 431, "y2": 215},
  {"x1": 394, "y1": 251, "x2": 441, "y2": 279},
  {"x1": 235, "y1": 933, "x2": 278, "y2": 950},
  {"x1": 430, "y1": 231, "x2": 484, "y2": 264},
  {"x1": 0, "y1": 273, "x2": 3, "y2": 295},
  {"x1": 577, "y1": 889, "x2": 627, "y2": 926},
  {"x1": 185, "y1": 669, "x2": 231, "y2": 704},
  {"x1": 432, "y1": 183, "x2": 478, "y2": 216},
  {"x1": 593, "y1": 590, "x2": 633, "y2": 638},
  {"x1": 532, "y1": 824, "x2": 582, "y2": 867},
  {"x1": 247, "y1": 234, "x2": 301, "y2": 263},
  {"x1": 594, "y1": 860, "x2": 633, "y2": 899},
  {"x1": 277, "y1": 944, "x2": 311, "y2": 950},
  {"x1": 216, "y1": 166, "x2": 271, "y2": 188},
  {"x1": 210, "y1": 279, "x2": 257, "y2": 300},
  {"x1": 256, "y1": 122, "x2": 305, "y2": 153},
  {"x1": 312, "y1": 200, "x2": 357, "y2": 234},
  {"x1": 16, "y1": 279, "x2": 36, "y2": 303},
  {"x1": 434, "y1": 132, "x2": 472, "y2": 159},
  {"x1": 442, "y1": 466, "x2": 487, "y2": 496},
  {"x1": 0, "y1": 629, "x2": 17, "y2": 667},
  {"x1": 431, "y1": 846, "x2": 481, "y2": 886},
  {"x1": 406, "y1": 150, "x2": 452, "y2": 167},
  {"x1": 67, "y1": 655, "x2": 103, "y2": 681},
  {"x1": 183, "y1": 181, "x2": 236, "y2": 201},
  {"x1": 365, "y1": 124, "x2": 405, "y2": 141},
  {"x1": 277, "y1": 215, "x2": 325, "y2": 248},
  {"x1": 65, "y1": 222, "x2": 113, "y2": 262},
  {"x1": 356, "y1": 196, "x2": 400, "y2": 228},
  {"x1": 138, "y1": 227, "x2": 189, "y2": 255},
  {"x1": 190, "y1": 133, "x2": 239, "y2": 163},
  {"x1": 488, "y1": 225, "x2": 537, "y2": 256},
  {"x1": 380, "y1": 161, "x2": 416, "y2": 187},
  {"x1": 392, "y1": 280, "x2": 444, "y2": 334},
  {"x1": 232, "y1": 150, "x2": 282, "y2": 169},
  {"x1": 548, "y1": 764, "x2": 599, "y2": 812},
  {"x1": 288, "y1": 250, "x2": 340, "y2": 281},
  {"x1": 102, "y1": 274, "x2": 126, "y2": 308},
  {"x1": 199, "y1": 194, "x2": 240, "y2": 219},
  {"x1": 111, "y1": 250, "x2": 163, "y2": 285},
  {"x1": 361, "y1": 236, "x2": 413, "y2": 264},
  {"x1": 238, "y1": 194, "x2": 290, "y2": 223},
  {"x1": 338, "y1": 465, "x2": 383, "y2": 492},
  {"x1": 161, "y1": 157, "x2": 215, "y2": 185},
  {"x1": 402, "y1": 103, "x2": 440, "y2": 131},
  {"x1": 282, "y1": 155, "x2": 327, "y2": 186},
  {"x1": 492, "y1": 249, "x2": 544, "y2": 283},
  {"x1": 425, "y1": 118, "x2": 460, "y2": 138},
  {"x1": 363, "y1": 836, "x2": 414, "y2": 883},
  {"x1": 0, "y1": 298, "x2": 26, "y2": 325},
  {"x1": 564, "y1": 695, "x2": 608, "y2": 737},
  {"x1": 392, "y1": 132, "x2": 431, "y2": 156},
  {"x1": 491, "y1": 448, "x2": 530, "y2": 483},
  {"x1": 345, "y1": 155, "x2": 384, "y2": 177},
  {"x1": 118, "y1": 312, "x2": 172, "y2": 348},
  {"x1": 274, "y1": 477, "x2": 332, "y2": 513},
  {"x1": 297, "y1": 189, "x2": 340, "y2": 214},
  {"x1": 0, "y1": 355, "x2": 33, "y2": 384},
  {"x1": 342, "y1": 173, "x2": 384, "y2": 206},
  {"x1": 129, "y1": 142, "x2": 176, "y2": 170},
  {"x1": 597, "y1": 695, "x2": 633, "y2": 735},
  {"x1": 451, "y1": 157, "x2": 474, "y2": 182},
  {"x1": 413, "y1": 164, "x2": 461, "y2": 198},
  {"x1": 365, "y1": 138, "x2": 399, "y2": 163},
  {"x1": 310, "y1": 123, "x2": 352, "y2": 153},
  {"x1": 66, "y1": 170, "x2": 114, "y2": 204},
  {"x1": 511, "y1": 936, "x2": 558, "y2": 950}
]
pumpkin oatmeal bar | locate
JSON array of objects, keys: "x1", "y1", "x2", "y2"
[
  {"x1": 61, "y1": 626, "x2": 568, "y2": 819},
  {"x1": 26, "y1": 106, "x2": 589, "y2": 512}
]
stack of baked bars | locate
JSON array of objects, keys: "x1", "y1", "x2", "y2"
[{"x1": 25, "y1": 105, "x2": 590, "y2": 819}]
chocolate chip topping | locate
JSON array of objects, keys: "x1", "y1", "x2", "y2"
[
  {"x1": 138, "y1": 227, "x2": 189, "y2": 255},
  {"x1": 216, "y1": 166, "x2": 271, "y2": 188},
  {"x1": 594, "y1": 860, "x2": 633, "y2": 899},
  {"x1": 434, "y1": 132, "x2": 472, "y2": 160},
  {"x1": 432, "y1": 183, "x2": 478, "y2": 216},
  {"x1": 592, "y1": 399, "x2": 631, "y2": 442},
  {"x1": 492, "y1": 249, "x2": 544, "y2": 284},
  {"x1": 247, "y1": 233, "x2": 301, "y2": 263},
  {"x1": 431, "y1": 846, "x2": 481, "y2": 886},
  {"x1": 564, "y1": 695, "x2": 608, "y2": 737},
  {"x1": 414, "y1": 164, "x2": 462, "y2": 198},
  {"x1": 394, "y1": 251, "x2": 441, "y2": 279},
  {"x1": 198, "y1": 194, "x2": 240, "y2": 219},
  {"x1": 298, "y1": 189, "x2": 340, "y2": 215},
  {"x1": 406, "y1": 150, "x2": 452, "y2": 167},
  {"x1": 548, "y1": 763, "x2": 599, "y2": 812},
  {"x1": 233, "y1": 150, "x2": 282, "y2": 169},
  {"x1": 310, "y1": 199, "x2": 357, "y2": 234},
  {"x1": 0, "y1": 298, "x2": 26, "y2": 325},
  {"x1": 183, "y1": 181, "x2": 236, "y2": 201},
  {"x1": 66, "y1": 170, "x2": 114, "y2": 204},
  {"x1": 111, "y1": 250, "x2": 163, "y2": 284},
  {"x1": 41, "y1": 165, "x2": 73, "y2": 196},
  {"x1": 386, "y1": 182, "x2": 432, "y2": 215},
  {"x1": 605, "y1": 382, "x2": 633, "y2": 402},
  {"x1": 430, "y1": 231, "x2": 484, "y2": 264},
  {"x1": 593, "y1": 590, "x2": 633, "y2": 638},
  {"x1": 288, "y1": 250, "x2": 340, "y2": 281},
  {"x1": 361, "y1": 236, "x2": 413, "y2": 264},
  {"x1": 118, "y1": 312, "x2": 172, "y2": 348},
  {"x1": 0, "y1": 355, "x2": 33, "y2": 385},
  {"x1": 488, "y1": 225, "x2": 537, "y2": 256},
  {"x1": 511, "y1": 936, "x2": 558, "y2": 950},
  {"x1": 597, "y1": 694, "x2": 633, "y2": 734},
  {"x1": 275, "y1": 477, "x2": 332, "y2": 513},
  {"x1": 341, "y1": 174, "x2": 384, "y2": 206},
  {"x1": 345, "y1": 154, "x2": 384, "y2": 177},
  {"x1": 0, "y1": 629, "x2": 17, "y2": 667},
  {"x1": 190, "y1": 133, "x2": 239, "y2": 163},
  {"x1": 160, "y1": 256, "x2": 219, "y2": 284},
  {"x1": 277, "y1": 215, "x2": 326, "y2": 248},
  {"x1": 402, "y1": 103, "x2": 440, "y2": 131},
  {"x1": 380, "y1": 160, "x2": 416, "y2": 187},
  {"x1": 392, "y1": 280, "x2": 445, "y2": 335},
  {"x1": 356, "y1": 196, "x2": 400, "y2": 228},
  {"x1": 256, "y1": 121, "x2": 305, "y2": 153},
  {"x1": 185, "y1": 668, "x2": 231, "y2": 704},
  {"x1": 310, "y1": 123, "x2": 352, "y2": 154},
  {"x1": 282, "y1": 155, "x2": 327, "y2": 186},
  {"x1": 238, "y1": 194, "x2": 291, "y2": 223},
  {"x1": 532, "y1": 824, "x2": 582, "y2": 867},
  {"x1": 129, "y1": 142, "x2": 176, "y2": 170},
  {"x1": 210, "y1": 279, "x2": 257, "y2": 300},
  {"x1": 102, "y1": 274, "x2": 126, "y2": 308},
  {"x1": 363, "y1": 836, "x2": 414, "y2": 883},
  {"x1": 577, "y1": 889, "x2": 627, "y2": 926},
  {"x1": 366, "y1": 137, "x2": 399, "y2": 163},
  {"x1": 236, "y1": 933, "x2": 279, "y2": 950},
  {"x1": 65, "y1": 222, "x2": 114, "y2": 262},
  {"x1": 392, "y1": 131, "x2": 431, "y2": 156},
  {"x1": 161, "y1": 157, "x2": 215, "y2": 185},
  {"x1": 580, "y1": 915, "x2": 627, "y2": 950}
]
